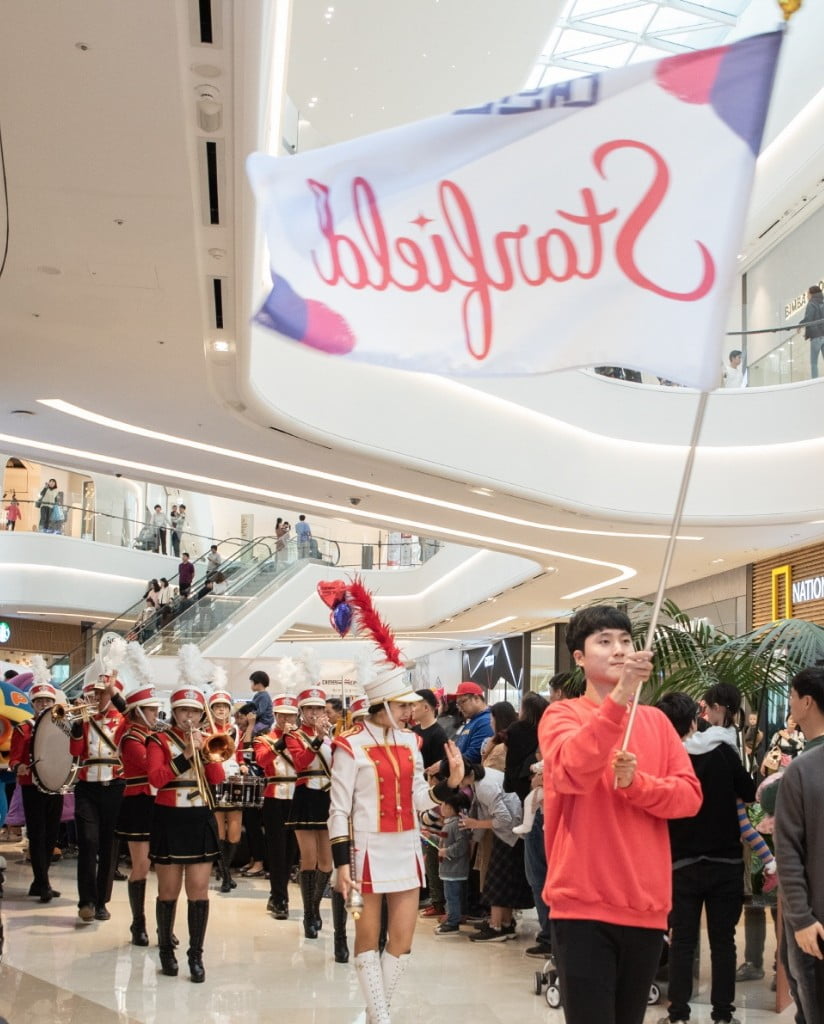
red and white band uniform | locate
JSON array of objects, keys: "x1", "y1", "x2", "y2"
[
  {"x1": 328, "y1": 719, "x2": 433, "y2": 894},
  {"x1": 114, "y1": 687, "x2": 162, "y2": 946},
  {"x1": 285, "y1": 688, "x2": 334, "y2": 939},
  {"x1": 68, "y1": 679, "x2": 126, "y2": 919},
  {"x1": 147, "y1": 726, "x2": 224, "y2": 814},
  {"x1": 115, "y1": 717, "x2": 155, "y2": 841},
  {"x1": 147, "y1": 690, "x2": 222, "y2": 984},
  {"x1": 254, "y1": 704, "x2": 299, "y2": 916},
  {"x1": 9, "y1": 686, "x2": 63, "y2": 901},
  {"x1": 285, "y1": 717, "x2": 333, "y2": 829}
]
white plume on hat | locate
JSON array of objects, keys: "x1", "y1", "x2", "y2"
[
  {"x1": 100, "y1": 635, "x2": 127, "y2": 675},
  {"x1": 211, "y1": 665, "x2": 228, "y2": 692},
  {"x1": 296, "y1": 647, "x2": 321, "y2": 688},
  {"x1": 177, "y1": 644, "x2": 212, "y2": 689},
  {"x1": 274, "y1": 659, "x2": 300, "y2": 692},
  {"x1": 121, "y1": 642, "x2": 154, "y2": 689},
  {"x1": 274, "y1": 657, "x2": 300, "y2": 692},
  {"x1": 353, "y1": 653, "x2": 378, "y2": 689},
  {"x1": 31, "y1": 654, "x2": 52, "y2": 688}
]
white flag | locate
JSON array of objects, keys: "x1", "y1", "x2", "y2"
[{"x1": 248, "y1": 32, "x2": 782, "y2": 392}]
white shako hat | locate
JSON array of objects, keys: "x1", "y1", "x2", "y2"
[
  {"x1": 124, "y1": 685, "x2": 161, "y2": 711},
  {"x1": 297, "y1": 687, "x2": 327, "y2": 708},
  {"x1": 348, "y1": 694, "x2": 369, "y2": 720},
  {"x1": 272, "y1": 693, "x2": 299, "y2": 714},
  {"x1": 363, "y1": 666, "x2": 418, "y2": 706},
  {"x1": 30, "y1": 682, "x2": 58, "y2": 702},
  {"x1": 170, "y1": 688, "x2": 206, "y2": 711}
]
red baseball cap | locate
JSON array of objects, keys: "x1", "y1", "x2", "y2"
[{"x1": 451, "y1": 681, "x2": 485, "y2": 699}]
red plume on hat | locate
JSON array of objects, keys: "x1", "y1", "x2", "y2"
[{"x1": 345, "y1": 577, "x2": 404, "y2": 669}]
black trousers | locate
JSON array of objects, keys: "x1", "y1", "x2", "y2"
[
  {"x1": 156, "y1": 528, "x2": 167, "y2": 554},
  {"x1": 74, "y1": 780, "x2": 124, "y2": 908},
  {"x1": 21, "y1": 785, "x2": 63, "y2": 893},
  {"x1": 552, "y1": 918, "x2": 663, "y2": 1024},
  {"x1": 243, "y1": 806, "x2": 265, "y2": 863},
  {"x1": 171, "y1": 531, "x2": 180, "y2": 558},
  {"x1": 668, "y1": 860, "x2": 743, "y2": 1023},
  {"x1": 263, "y1": 798, "x2": 296, "y2": 904}
]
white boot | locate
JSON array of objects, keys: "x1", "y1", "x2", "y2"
[
  {"x1": 381, "y1": 951, "x2": 410, "y2": 1011},
  {"x1": 354, "y1": 950, "x2": 391, "y2": 1024}
]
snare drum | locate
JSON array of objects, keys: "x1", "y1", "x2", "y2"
[
  {"x1": 213, "y1": 779, "x2": 245, "y2": 810},
  {"x1": 31, "y1": 711, "x2": 79, "y2": 795},
  {"x1": 213, "y1": 776, "x2": 264, "y2": 810},
  {"x1": 240, "y1": 776, "x2": 264, "y2": 809}
]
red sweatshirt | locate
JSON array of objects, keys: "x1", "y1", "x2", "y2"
[{"x1": 539, "y1": 694, "x2": 701, "y2": 931}]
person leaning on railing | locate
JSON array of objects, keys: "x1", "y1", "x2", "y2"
[{"x1": 800, "y1": 284, "x2": 824, "y2": 379}]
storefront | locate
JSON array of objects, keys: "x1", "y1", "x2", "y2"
[
  {"x1": 752, "y1": 542, "x2": 824, "y2": 628},
  {"x1": 0, "y1": 616, "x2": 85, "y2": 685}
]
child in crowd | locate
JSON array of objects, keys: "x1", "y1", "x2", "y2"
[{"x1": 434, "y1": 791, "x2": 471, "y2": 936}]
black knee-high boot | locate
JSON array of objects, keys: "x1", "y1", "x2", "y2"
[
  {"x1": 187, "y1": 899, "x2": 209, "y2": 984},
  {"x1": 219, "y1": 840, "x2": 237, "y2": 893},
  {"x1": 313, "y1": 869, "x2": 331, "y2": 931},
  {"x1": 128, "y1": 879, "x2": 149, "y2": 946},
  {"x1": 156, "y1": 898, "x2": 179, "y2": 976},
  {"x1": 331, "y1": 889, "x2": 349, "y2": 963},
  {"x1": 299, "y1": 870, "x2": 317, "y2": 938}
]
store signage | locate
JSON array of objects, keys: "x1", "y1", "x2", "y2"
[
  {"x1": 784, "y1": 279, "x2": 824, "y2": 320},
  {"x1": 0, "y1": 621, "x2": 10, "y2": 644},
  {"x1": 771, "y1": 564, "x2": 824, "y2": 620},
  {"x1": 791, "y1": 574, "x2": 824, "y2": 604}
]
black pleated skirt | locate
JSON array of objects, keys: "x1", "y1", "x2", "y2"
[
  {"x1": 115, "y1": 792, "x2": 154, "y2": 842},
  {"x1": 285, "y1": 786, "x2": 329, "y2": 830},
  {"x1": 149, "y1": 804, "x2": 220, "y2": 864}
]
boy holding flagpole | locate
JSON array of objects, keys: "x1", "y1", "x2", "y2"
[{"x1": 538, "y1": 605, "x2": 702, "y2": 1024}]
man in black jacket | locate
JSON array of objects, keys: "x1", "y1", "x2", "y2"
[{"x1": 657, "y1": 686, "x2": 756, "y2": 1024}]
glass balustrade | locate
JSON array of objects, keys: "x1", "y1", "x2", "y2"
[{"x1": 55, "y1": 533, "x2": 443, "y2": 697}]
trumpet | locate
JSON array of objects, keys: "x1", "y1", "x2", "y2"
[{"x1": 51, "y1": 700, "x2": 98, "y2": 725}]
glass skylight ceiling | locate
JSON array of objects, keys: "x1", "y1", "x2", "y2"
[{"x1": 526, "y1": 0, "x2": 754, "y2": 86}]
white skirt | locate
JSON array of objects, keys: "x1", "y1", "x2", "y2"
[{"x1": 353, "y1": 829, "x2": 425, "y2": 895}]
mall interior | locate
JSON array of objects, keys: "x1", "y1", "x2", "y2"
[{"x1": 2, "y1": 0, "x2": 824, "y2": 1021}]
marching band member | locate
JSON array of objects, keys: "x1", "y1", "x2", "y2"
[
  {"x1": 147, "y1": 687, "x2": 222, "y2": 984},
  {"x1": 254, "y1": 692, "x2": 299, "y2": 920},
  {"x1": 9, "y1": 681, "x2": 62, "y2": 902},
  {"x1": 69, "y1": 675, "x2": 126, "y2": 923},
  {"x1": 285, "y1": 686, "x2": 333, "y2": 939},
  {"x1": 115, "y1": 675, "x2": 162, "y2": 946},
  {"x1": 208, "y1": 689, "x2": 243, "y2": 892},
  {"x1": 329, "y1": 668, "x2": 464, "y2": 1023}
]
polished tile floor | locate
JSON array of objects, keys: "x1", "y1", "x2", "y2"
[{"x1": 0, "y1": 840, "x2": 797, "y2": 1024}]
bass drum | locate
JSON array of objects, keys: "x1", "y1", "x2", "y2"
[{"x1": 31, "y1": 711, "x2": 78, "y2": 795}]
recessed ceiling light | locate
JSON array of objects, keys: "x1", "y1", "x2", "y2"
[
  {"x1": 37, "y1": 265, "x2": 61, "y2": 276},
  {"x1": 468, "y1": 486, "x2": 495, "y2": 497},
  {"x1": 710, "y1": 558, "x2": 725, "y2": 564},
  {"x1": 212, "y1": 340, "x2": 231, "y2": 353},
  {"x1": 208, "y1": 247, "x2": 226, "y2": 260},
  {"x1": 75, "y1": 42, "x2": 90, "y2": 51}
]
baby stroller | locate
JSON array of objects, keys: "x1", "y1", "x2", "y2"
[{"x1": 533, "y1": 952, "x2": 661, "y2": 1010}]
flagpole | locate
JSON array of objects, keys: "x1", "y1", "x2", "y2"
[{"x1": 620, "y1": 389, "x2": 710, "y2": 751}]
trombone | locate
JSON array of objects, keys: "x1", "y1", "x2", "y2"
[{"x1": 187, "y1": 725, "x2": 216, "y2": 809}]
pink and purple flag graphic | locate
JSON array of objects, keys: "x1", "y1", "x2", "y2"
[{"x1": 247, "y1": 32, "x2": 782, "y2": 392}]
